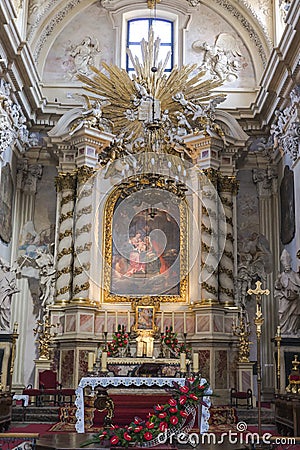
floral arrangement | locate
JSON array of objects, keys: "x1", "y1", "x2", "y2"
[
  {"x1": 161, "y1": 327, "x2": 178, "y2": 355},
  {"x1": 83, "y1": 377, "x2": 211, "y2": 448},
  {"x1": 161, "y1": 327, "x2": 192, "y2": 358},
  {"x1": 106, "y1": 324, "x2": 129, "y2": 357}
]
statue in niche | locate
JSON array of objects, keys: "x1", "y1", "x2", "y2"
[
  {"x1": 35, "y1": 245, "x2": 55, "y2": 313},
  {"x1": 192, "y1": 33, "x2": 242, "y2": 82},
  {"x1": 274, "y1": 249, "x2": 300, "y2": 336},
  {"x1": 0, "y1": 257, "x2": 19, "y2": 331},
  {"x1": 238, "y1": 232, "x2": 273, "y2": 282}
]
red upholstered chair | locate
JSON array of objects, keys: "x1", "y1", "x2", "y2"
[
  {"x1": 230, "y1": 388, "x2": 253, "y2": 409},
  {"x1": 39, "y1": 370, "x2": 61, "y2": 405}
]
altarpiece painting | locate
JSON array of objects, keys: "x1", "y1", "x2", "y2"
[{"x1": 103, "y1": 185, "x2": 187, "y2": 302}]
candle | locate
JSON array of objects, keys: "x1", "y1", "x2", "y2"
[
  {"x1": 115, "y1": 311, "x2": 118, "y2": 332},
  {"x1": 161, "y1": 311, "x2": 164, "y2": 333},
  {"x1": 88, "y1": 352, "x2": 94, "y2": 372},
  {"x1": 127, "y1": 311, "x2": 131, "y2": 332},
  {"x1": 183, "y1": 312, "x2": 187, "y2": 334},
  {"x1": 193, "y1": 352, "x2": 199, "y2": 372},
  {"x1": 172, "y1": 312, "x2": 175, "y2": 331},
  {"x1": 104, "y1": 311, "x2": 108, "y2": 333},
  {"x1": 101, "y1": 351, "x2": 107, "y2": 372},
  {"x1": 180, "y1": 352, "x2": 186, "y2": 372},
  {"x1": 277, "y1": 325, "x2": 281, "y2": 336}
]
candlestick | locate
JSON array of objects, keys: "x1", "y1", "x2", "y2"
[
  {"x1": 183, "y1": 312, "x2": 186, "y2": 334},
  {"x1": 127, "y1": 311, "x2": 131, "y2": 332},
  {"x1": 192, "y1": 352, "x2": 199, "y2": 372},
  {"x1": 161, "y1": 311, "x2": 164, "y2": 333},
  {"x1": 172, "y1": 312, "x2": 175, "y2": 331},
  {"x1": 115, "y1": 311, "x2": 118, "y2": 332},
  {"x1": 101, "y1": 351, "x2": 108, "y2": 372},
  {"x1": 88, "y1": 352, "x2": 94, "y2": 372},
  {"x1": 104, "y1": 311, "x2": 108, "y2": 333},
  {"x1": 180, "y1": 352, "x2": 186, "y2": 374}
]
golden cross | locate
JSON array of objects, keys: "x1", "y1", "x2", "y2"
[
  {"x1": 247, "y1": 280, "x2": 270, "y2": 303},
  {"x1": 147, "y1": 0, "x2": 160, "y2": 8}
]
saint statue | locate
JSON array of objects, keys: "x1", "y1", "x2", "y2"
[
  {"x1": 274, "y1": 249, "x2": 300, "y2": 335},
  {"x1": 0, "y1": 257, "x2": 19, "y2": 331}
]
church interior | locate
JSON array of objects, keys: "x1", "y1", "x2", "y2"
[{"x1": 0, "y1": 0, "x2": 300, "y2": 448}]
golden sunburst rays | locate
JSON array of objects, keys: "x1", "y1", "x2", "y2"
[{"x1": 77, "y1": 27, "x2": 225, "y2": 141}]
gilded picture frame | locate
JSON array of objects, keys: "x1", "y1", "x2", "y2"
[
  {"x1": 135, "y1": 306, "x2": 155, "y2": 332},
  {"x1": 102, "y1": 180, "x2": 188, "y2": 303}
]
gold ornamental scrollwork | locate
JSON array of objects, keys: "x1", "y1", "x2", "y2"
[
  {"x1": 57, "y1": 285, "x2": 71, "y2": 296},
  {"x1": 218, "y1": 175, "x2": 239, "y2": 194},
  {"x1": 77, "y1": 166, "x2": 95, "y2": 184},
  {"x1": 55, "y1": 172, "x2": 77, "y2": 192},
  {"x1": 75, "y1": 242, "x2": 92, "y2": 255},
  {"x1": 103, "y1": 180, "x2": 188, "y2": 303},
  {"x1": 61, "y1": 193, "x2": 75, "y2": 206},
  {"x1": 73, "y1": 281, "x2": 90, "y2": 295},
  {"x1": 57, "y1": 247, "x2": 73, "y2": 261},
  {"x1": 59, "y1": 229, "x2": 73, "y2": 241},
  {"x1": 59, "y1": 211, "x2": 74, "y2": 224},
  {"x1": 76, "y1": 205, "x2": 92, "y2": 218},
  {"x1": 78, "y1": 187, "x2": 93, "y2": 200}
]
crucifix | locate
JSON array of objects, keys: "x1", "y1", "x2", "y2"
[{"x1": 247, "y1": 281, "x2": 270, "y2": 438}]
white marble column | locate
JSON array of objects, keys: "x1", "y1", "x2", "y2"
[
  {"x1": 72, "y1": 166, "x2": 95, "y2": 301},
  {"x1": 253, "y1": 167, "x2": 279, "y2": 396},
  {"x1": 218, "y1": 175, "x2": 238, "y2": 306},
  {"x1": 199, "y1": 169, "x2": 219, "y2": 304},
  {"x1": 55, "y1": 172, "x2": 76, "y2": 303},
  {"x1": 11, "y1": 161, "x2": 42, "y2": 389}
]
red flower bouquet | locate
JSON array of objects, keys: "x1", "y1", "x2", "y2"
[{"x1": 82, "y1": 377, "x2": 211, "y2": 448}]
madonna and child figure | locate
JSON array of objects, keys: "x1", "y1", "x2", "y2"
[{"x1": 111, "y1": 207, "x2": 180, "y2": 296}]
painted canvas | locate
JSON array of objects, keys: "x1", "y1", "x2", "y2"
[
  {"x1": 0, "y1": 163, "x2": 13, "y2": 243},
  {"x1": 110, "y1": 194, "x2": 181, "y2": 297}
]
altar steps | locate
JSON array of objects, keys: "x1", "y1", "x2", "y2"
[
  {"x1": 236, "y1": 407, "x2": 275, "y2": 425},
  {"x1": 12, "y1": 406, "x2": 59, "y2": 423}
]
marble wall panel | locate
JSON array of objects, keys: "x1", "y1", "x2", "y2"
[
  {"x1": 199, "y1": 349, "x2": 210, "y2": 380},
  {"x1": 197, "y1": 315, "x2": 210, "y2": 333},
  {"x1": 78, "y1": 349, "x2": 89, "y2": 380},
  {"x1": 213, "y1": 315, "x2": 223, "y2": 333},
  {"x1": 61, "y1": 349, "x2": 75, "y2": 387},
  {"x1": 215, "y1": 350, "x2": 228, "y2": 389},
  {"x1": 79, "y1": 314, "x2": 93, "y2": 333},
  {"x1": 224, "y1": 317, "x2": 233, "y2": 333},
  {"x1": 65, "y1": 314, "x2": 76, "y2": 332}
]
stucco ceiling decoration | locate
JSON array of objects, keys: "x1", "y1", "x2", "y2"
[{"x1": 31, "y1": 0, "x2": 268, "y2": 68}]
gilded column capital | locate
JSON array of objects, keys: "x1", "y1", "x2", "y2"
[
  {"x1": 199, "y1": 168, "x2": 219, "y2": 187},
  {"x1": 77, "y1": 166, "x2": 95, "y2": 184},
  {"x1": 55, "y1": 172, "x2": 77, "y2": 192},
  {"x1": 218, "y1": 174, "x2": 239, "y2": 194}
]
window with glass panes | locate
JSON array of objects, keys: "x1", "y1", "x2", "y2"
[{"x1": 126, "y1": 18, "x2": 173, "y2": 73}]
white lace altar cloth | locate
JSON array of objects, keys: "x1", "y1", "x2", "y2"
[{"x1": 75, "y1": 376, "x2": 211, "y2": 434}]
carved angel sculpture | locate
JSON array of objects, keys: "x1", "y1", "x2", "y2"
[{"x1": 193, "y1": 33, "x2": 242, "y2": 81}]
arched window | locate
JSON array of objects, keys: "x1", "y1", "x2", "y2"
[{"x1": 127, "y1": 18, "x2": 173, "y2": 73}]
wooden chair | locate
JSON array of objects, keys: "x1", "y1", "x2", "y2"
[{"x1": 230, "y1": 388, "x2": 253, "y2": 409}]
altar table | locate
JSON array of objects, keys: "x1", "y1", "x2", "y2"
[{"x1": 75, "y1": 377, "x2": 211, "y2": 433}]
